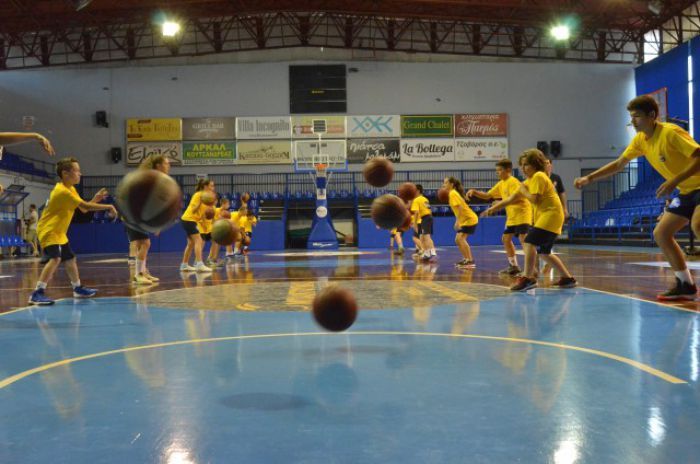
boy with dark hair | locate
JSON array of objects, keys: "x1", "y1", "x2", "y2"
[
  {"x1": 29, "y1": 157, "x2": 116, "y2": 305},
  {"x1": 575, "y1": 95, "x2": 700, "y2": 300},
  {"x1": 469, "y1": 158, "x2": 532, "y2": 275}
]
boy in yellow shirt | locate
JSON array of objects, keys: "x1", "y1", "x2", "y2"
[
  {"x1": 443, "y1": 177, "x2": 479, "y2": 268},
  {"x1": 239, "y1": 208, "x2": 258, "y2": 254},
  {"x1": 29, "y1": 157, "x2": 117, "y2": 305},
  {"x1": 485, "y1": 150, "x2": 576, "y2": 291},
  {"x1": 413, "y1": 184, "x2": 437, "y2": 261},
  {"x1": 468, "y1": 159, "x2": 532, "y2": 275},
  {"x1": 575, "y1": 95, "x2": 700, "y2": 300}
]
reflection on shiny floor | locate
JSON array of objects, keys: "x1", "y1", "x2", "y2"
[{"x1": 1, "y1": 246, "x2": 700, "y2": 462}]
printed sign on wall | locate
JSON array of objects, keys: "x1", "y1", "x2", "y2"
[
  {"x1": 454, "y1": 114, "x2": 508, "y2": 137},
  {"x1": 182, "y1": 118, "x2": 235, "y2": 140},
  {"x1": 126, "y1": 118, "x2": 182, "y2": 142},
  {"x1": 236, "y1": 140, "x2": 293, "y2": 164},
  {"x1": 347, "y1": 138, "x2": 400, "y2": 163},
  {"x1": 292, "y1": 116, "x2": 346, "y2": 138},
  {"x1": 347, "y1": 115, "x2": 400, "y2": 138},
  {"x1": 182, "y1": 142, "x2": 236, "y2": 165},
  {"x1": 236, "y1": 117, "x2": 292, "y2": 139},
  {"x1": 400, "y1": 139, "x2": 455, "y2": 162},
  {"x1": 400, "y1": 115, "x2": 454, "y2": 138},
  {"x1": 126, "y1": 142, "x2": 183, "y2": 166},
  {"x1": 454, "y1": 138, "x2": 509, "y2": 161}
]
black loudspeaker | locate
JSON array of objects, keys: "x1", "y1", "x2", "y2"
[
  {"x1": 111, "y1": 147, "x2": 122, "y2": 164},
  {"x1": 536, "y1": 141, "x2": 549, "y2": 155},
  {"x1": 550, "y1": 140, "x2": 562, "y2": 158},
  {"x1": 96, "y1": 110, "x2": 109, "y2": 128}
]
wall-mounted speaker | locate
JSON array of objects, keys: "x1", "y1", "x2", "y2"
[
  {"x1": 550, "y1": 140, "x2": 562, "y2": 158},
  {"x1": 536, "y1": 141, "x2": 549, "y2": 155},
  {"x1": 111, "y1": 147, "x2": 122, "y2": 164},
  {"x1": 96, "y1": 110, "x2": 109, "y2": 128}
]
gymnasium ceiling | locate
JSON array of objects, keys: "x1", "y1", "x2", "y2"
[{"x1": 0, "y1": 0, "x2": 698, "y2": 67}]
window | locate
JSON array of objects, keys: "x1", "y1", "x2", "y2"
[{"x1": 644, "y1": 29, "x2": 661, "y2": 63}]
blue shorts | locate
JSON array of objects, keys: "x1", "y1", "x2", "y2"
[{"x1": 666, "y1": 189, "x2": 700, "y2": 220}]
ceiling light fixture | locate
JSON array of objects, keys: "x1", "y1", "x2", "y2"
[
  {"x1": 550, "y1": 25, "x2": 571, "y2": 41},
  {"x1": 73, "y1": 0, "x2": 93, "y2": 11}
]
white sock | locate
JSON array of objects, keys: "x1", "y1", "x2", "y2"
[
  {"x1": 508, "y1": 256, "x2": 518, "y2": 266},
  {"x1": 234, "y1": 247, "x2": 240, "y2": 254},
  {"x1": 430, "y1": 248, "x2": 436, "y2": 256},
  {"x1": 35, "y1": 281, "x2": 47, "y2": 290},
  {"x1": 196, "y1": 261, "x2": 204, "y2": 266},
  {"x1": 675, "y1": 269, "x2": 694, "y2": 285},
  {"x1": 71, "y1": 280, "x2": 81, "y2": 288}
]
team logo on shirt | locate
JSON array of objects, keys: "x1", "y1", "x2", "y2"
[{"x1": 669, "y1": 197, "x2": 681, "y2": 209}]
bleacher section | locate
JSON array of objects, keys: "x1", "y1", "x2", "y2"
[{"x1": 0, "y1": 151, "x2": 54, "y2": 179}]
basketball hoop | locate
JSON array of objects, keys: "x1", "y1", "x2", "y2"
[{"x1": 314, "y1": 163, "x2": 328, "y2": 177}]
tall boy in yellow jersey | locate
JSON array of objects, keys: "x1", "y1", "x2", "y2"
[
  {"x1": 413, "y1": 184, "x2": 437, "y2": 261},
  {"x1": 443, "y1": 177, "x2": 479, "y2": 268},
  {"x1": 485, "y1": 150, "x2": 576, "y2": 291},
  {"x1": 29, "y1": 157, "x2": 117, "y2": 305},
  {"x1": 576, "y1": 95, "x2": 700, "y2": 300},
  {"x1": 468, "y1": 159, "x2": 533, "y2": 275}
]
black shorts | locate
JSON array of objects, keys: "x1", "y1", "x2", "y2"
[
  {"x1": 125, "y1": 225, "x2": 149, "y2": 242},
  {"x1": 666, "y1": 189, "x2": 700, "y2": 220},
  {"x1": 419, "y1": 215, "x2": 433, "y2": 235},
  {"x1": 181, "y1": 220, "x2": 199, "y2": 236},
  {"x1": 201, "y1": 233, "x2": 211, "y2": 242},
  {"x1": 503, "y1": 224, "x2": 530, "y2": 236},
  {"x1": 40, "y1": 242, "x2": 75, "y2": 263},
  {"x1": 457, "y1": 224, "x2": 477, "y2": 235},
  {"x1": 524, "y1": 227, "x2": 558, "y2": 255},
  {"x1": 245, "y1": 232, "x2": 252, "y2": 238}
]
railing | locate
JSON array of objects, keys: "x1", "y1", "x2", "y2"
[
  {"x1": 0, "y1": 151, "x2": 55, "y2": 184},
  {"x1": 579, "y1": 164, "x2": 652, "y2": 213}
]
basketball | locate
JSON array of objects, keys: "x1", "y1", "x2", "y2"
[
  {"x1": 312, "y1": 285, "x2": 358, "y2": 332},
  {"x1": 371, "y1": 194, "x2": 410, "y2": 230},
  {"x1": 397, "y1": 182, "x2": 418, "y2": 202},
  {"x1": 211, "y1": 219, "x2": 240, "y2": 246},
  {"x1": 220, "y1": 209, "x2": 231, "y2": 219},
  {"x1": 363, "y1": 157, "x2": 394, "y2": 187},
  {"x1": 204, "y1": 206, "x2": 215, "y2": 220},
  {"x1": 437, "y1": 188, "x2": 450, "y2": 204},
  {"x1": 115, "y1": 169, "x2": 182, "y2": 234},
  {"x1": 201, "y1": 191, "x2": 216, "y2": 206},
  {"x1": 241, "y1": 192, "x2": 251, "y2": 203},
  {"x1": 397, "y1": 213, "x2": 413, "y2": 232}
]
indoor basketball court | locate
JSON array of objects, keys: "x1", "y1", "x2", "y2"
[{"x1": 2, "y1": 1, "x2": 700, "y2": 463}]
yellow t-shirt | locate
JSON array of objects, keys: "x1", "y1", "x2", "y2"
[
  {"x1": 181, "y1": 191, "x2": 205, "y2": 223},
  {"x1": 229, "y1": 211, "x2": 242, "y2": 226},
  {"x1": 448, "y1": 189, "x2": 478, "y2": 227},
  {"x1": 239, "y1": 215, "x2": 258, "y2": 233},
  {"x1": 487, "y1": 176, "x2": 533, "y2": 226},
  {"x1": 410, "y1": 200, "x2": 421, "y2": 224},
  {"x1": 414, "y1": 195, "x2": 431, "y2": 218},
  {"x1": 198, "y1": 218, "x2": 212, "y2": 234},
  {"x1": 622, "y1": 122, "x2": 700, "y2": 194},
  {"x1": 214, "y1": 207, "x2": 224, "y2": 220},
  {"x1": 523, "y1": 171, "x2": 564, "y2": 234},
  {"x1": 37, "y1": 183, "x2": 84, "y2": 247}
]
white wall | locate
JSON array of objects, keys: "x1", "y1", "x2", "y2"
[{"x1": 0, "y1": 52, "x2": 636, "y2": 202}]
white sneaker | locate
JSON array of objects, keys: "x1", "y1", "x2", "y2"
[
  {"x1": 194, "y1": 262, "x2": 212, "y2": 272},
  {"x1": 180, "y1": 263, "x2": 196, "y2": 271}
]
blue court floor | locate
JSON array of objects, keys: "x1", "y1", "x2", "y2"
[{"x1": 1, "y1": 274, "x2": 700, "y2": 463}]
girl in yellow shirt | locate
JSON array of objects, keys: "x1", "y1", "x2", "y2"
[
  {"x1": 180, "y1": 179, "x2": 215, "y2": 272},
  {"x1": 443, "y1": 176, "x2": 478, "y2": 268},
  {"x1": 484, "y1": 149, "x2": 575, "y2": 291}
]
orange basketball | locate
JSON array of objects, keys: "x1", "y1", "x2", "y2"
[
  {"x1": 241, "y1": 192, "x2": 251, "y2": 203},
  {"x1": 312, "y1": 286, "x2": 358, "y2": 332},
  {"x1": 397, "y1": 182, "x2": 418, "y2": 202},
  {"x1": 363, "y1": 158, "x2": 394, "y2": 187},
  {"x1": 201, "y1": 191, "x2": 216, "y2": 206},
  {"x1": 115, "y1": 169, "x2": 182, "y2": 234},
  {"x1": 371, "y1": 194, "x2": 410, "y2": 230},
  {"x1": 204, "y1": 206, "x2": 215, "y2": 220},
  {"x1": 211, "y1": 219, "x2": 240, "y2": 246},
  {"x1": 437, "y1": 188, "x2": 450, "y2": 204}
]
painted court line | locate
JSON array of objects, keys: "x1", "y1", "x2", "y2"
[{"x1": 0, "y1": 331, "x2": 686, "y2": 389}]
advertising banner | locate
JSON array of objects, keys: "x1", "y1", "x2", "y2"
[
  {"x1": 454, "y1": 138, "x2": 509, "y2": 161},
  {"x1": 182, "y1": 117, "x2": 235, "y2": 140},
  {"x1": 454, "y1": 114, "x2": 508, "y2": 137},
  {"x1": 126, "y1": 118, "x2": 182, "y2": 141},
  {"x1": 294, "y1": 140, "x2": 347, "y2": 167},
  {"x1": 347, "y1": 138, "x2": 400, "y2": 163},
  {"x1": 292, "y1": 116, "x2": 346, "y2": 138},
  {"x1": 182, "y1": 142, "x2": 236, "y2": 165},
  {"x1": 400, "y1": 115, "x2": 453, "y2": 138},
  {"x1": 400, "y1": 139, "x2": 455, "y2": 162},
  {"x1": 347, "y1": 115, "x2": 400, "y2": 138},
  {"x1": 236, "y1": 140, "x2": 293, "y2": 164},
  {"x1": 236, "y1": 117, "x2": 292, "y2": 139},
  {"x1": 126, "y1": 142, "x2": 182, "y2": 166}
]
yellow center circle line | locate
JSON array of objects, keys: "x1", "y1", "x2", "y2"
[{"x1": 0, "y1": 331, "x2": 686, "y2": 388}]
